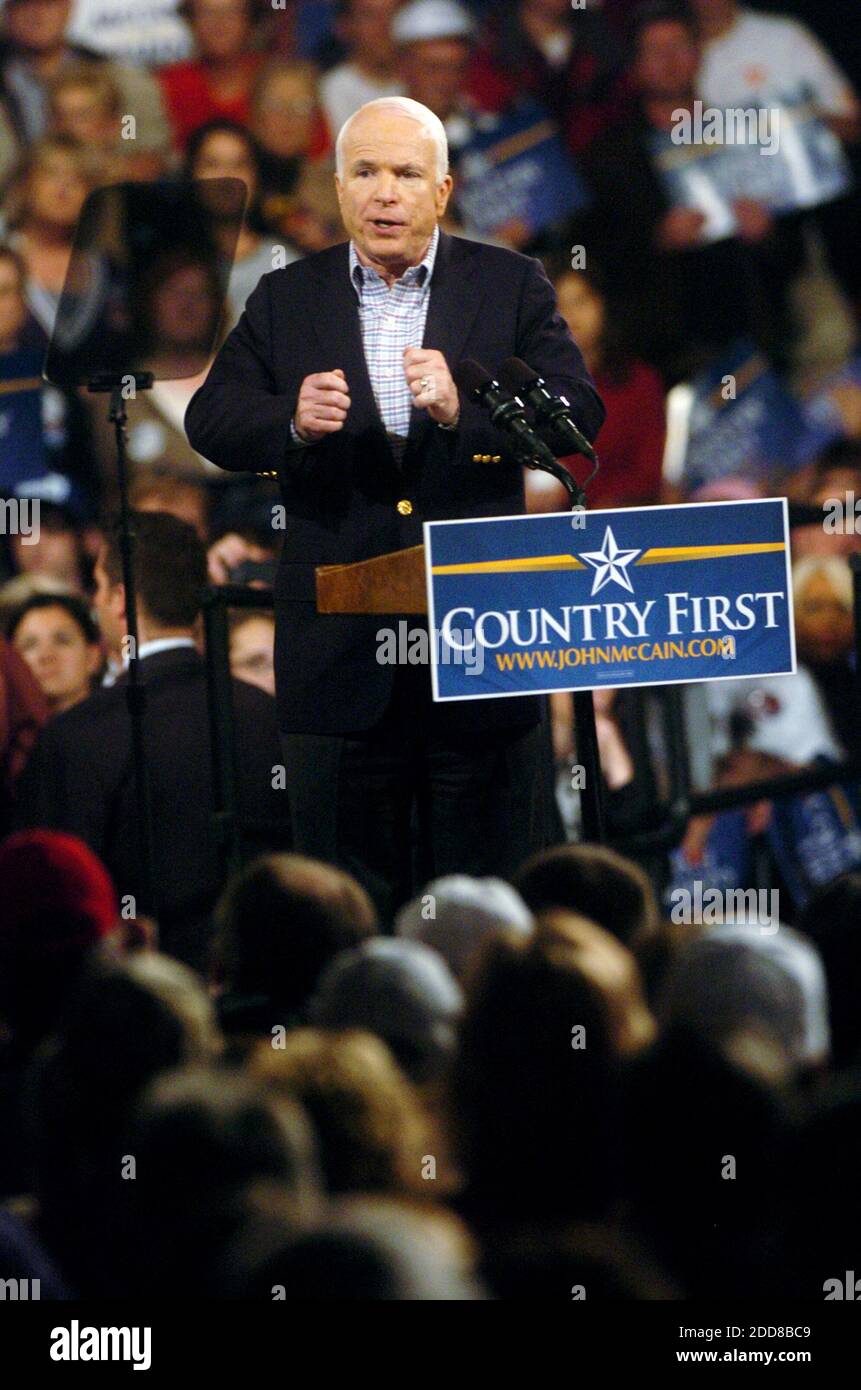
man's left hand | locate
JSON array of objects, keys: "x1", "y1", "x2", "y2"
[{"x1": 404, "y1": 347, "x2": 460, "y2": 427}]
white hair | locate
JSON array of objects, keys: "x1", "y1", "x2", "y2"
[{"x1": 335, "y1": 97, "x2": 450, "y2": 184}]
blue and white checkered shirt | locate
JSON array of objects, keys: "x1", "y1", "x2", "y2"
[
  {"x1": 349, "y1": 224, "x2": 439, "y2": 463},
  {"x1": 290, "y1": 226, "x2": 440, "y2": 462}
]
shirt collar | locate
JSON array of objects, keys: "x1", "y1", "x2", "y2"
[
  {"x1": 134, "y1": 637, "x2": 197, "y2": 664},
  {"x1": 350, "y1": 224, "x2": 440, "y2": 295}
]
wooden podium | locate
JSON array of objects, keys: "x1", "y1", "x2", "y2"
[{"x1": 316, "y1": 544, "x2": 428, "y2": 614}]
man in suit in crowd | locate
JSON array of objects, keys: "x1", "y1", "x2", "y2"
[
  {"x1": 14, "y1": 511, "x2": 288, "y2": 969},
  {"x1": 186, "y1": 95, "x2": 604, "y2": 921}
]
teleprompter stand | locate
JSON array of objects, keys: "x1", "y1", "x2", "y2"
[
  {"x1": 88, "y1": 371, "x2": 158, "y2": 916},
  {"x1": 44, "y1": 177, "x2": 247, "y2": 920}
]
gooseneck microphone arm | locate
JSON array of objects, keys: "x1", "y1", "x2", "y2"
[
  {"x1": 453, "y1": 359, "x2": 586, "y2": 507},
  {"x1": 499, "y1": 356, "x2": 600, "y2": 487}
]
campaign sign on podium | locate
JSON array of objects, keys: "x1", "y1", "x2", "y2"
[{"x1": 423, "y1": 499, "x2": 795, "y2": 702}]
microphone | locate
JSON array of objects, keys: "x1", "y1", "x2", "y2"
[
  {"x1": 499, "y1": 357, "x2": 597, "y2": 463},
  {"x1": 453, "y1": 359, "x2": 561, "y2": 472}
]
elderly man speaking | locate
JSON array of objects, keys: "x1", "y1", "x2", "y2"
[{"x1": 186, "y1": 95, "x2": 604, "y2": 921}]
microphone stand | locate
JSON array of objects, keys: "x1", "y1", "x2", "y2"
[
  {"x1": 88, "y1": 370, "x2": 159, "y2": 916},
  {"x1": 520, "y1": 448, "x2": 587, "y2": 510},
  {"x1": 513, "y1": 438, "x2": 605, "y2": 844}
]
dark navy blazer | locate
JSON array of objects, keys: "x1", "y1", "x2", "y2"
[{"x1": 186, "y1": 231, "x2": 605, "y2": 734}]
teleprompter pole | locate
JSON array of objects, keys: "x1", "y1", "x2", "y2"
[{"x1": 89, "y1": 371, "x2": 158, "y2": 916}]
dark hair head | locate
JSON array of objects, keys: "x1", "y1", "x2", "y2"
[
  {"x1": 184, "y1": 118, "x2": 269, "y2": 236},
  {"x1": 548, "y1": 257, "x2": 611, "y2": 299},
  {"x1": 628, "y1": 0, "x2": 697, "y2": 55},
  {"x1": 214, "y1": 853, "x2": 378, "y2": 1025},
  {"x1": 237, "y1": 1198, "x2": 480, "y2": 1301},
  {"x1": 513, "y1": 843, "x2": 659, "y2": 946},
  {"x1": 101, "y1": 1065, "x2": 319, "y2": 1297},
  {"x1": 449, "y1": 918, "x2": 627, "y2": 1226},
  {"x1": 228, "y1": 606, "x2": 275, "y2": 635},
  {"x1": 184, "y1": 117, "x2": 263, "y2": 183},
  {"x1": 547, "y1": 258, "x2": 633, "y2": 382},
  {"x1": 624, "y1": 1025, "x2": 789, "y2": 1297},
  {"x1": 20, "y1": 500, "x2": 78, "y2": 535},
  {"x1": 25, "y1": 952, "x2": 222, "y2": 1289},
  {"x1": 8, "y1": 591, "x2": 100, "y2": 644},
  {"x1": 812, "y1": 438, "x2": 861, "y2": 480},
  {"x1": 100, "y1": 510, "x2": 207, "y2": 629},
  {"x1": 178, "y1": 0, "x2": 254, "y2": 20}
]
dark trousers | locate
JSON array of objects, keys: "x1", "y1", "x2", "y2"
[{"x1": 280, "y1": 671, "x2": 549, "y2": 924}]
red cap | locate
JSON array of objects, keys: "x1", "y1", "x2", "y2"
[{"x1": 0, "y1": 831, "x2": 118, "y2": 956}]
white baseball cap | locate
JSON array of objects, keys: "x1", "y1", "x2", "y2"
[
  {"x1": 395, "y1": 875, "x2": 533, "y2": 980},
  {"x1": 393, "y1": 0, "x2": 477, "y2": 46}
]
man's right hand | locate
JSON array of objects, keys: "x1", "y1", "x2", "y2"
[{"x1": 294, "y1": 369, "x2": 351, "y2": 443}]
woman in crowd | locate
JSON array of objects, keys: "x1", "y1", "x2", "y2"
[
  {"x1": 2, "y1": 502, "x2": 91, "y2": 595},
  {"x1": 8, "y1": 593, "x2": 102, "y2": 716},
  {"x1": 3, "y1": 136, "x2": 98, "y2": 346},
  {"x1": 468, "y1": 0, "x2": 630, "y2": 156},
  {"x1": 159, "y1": 0, "x2": 264, "y2": 150},
  {"x1": 48, "y1": 63, "x2": 164, "y2": 184},
  {"x1": 0, "y1": 243, "x2": 100, "y2": 514},
  {"x1": 250, "y1": 60, "x2": 342, "y2": 254},
  {"x1": 184, "y1": 118, "x2": 300, "y2": 324},
  {"x1": 527, "y1": 262, "x2": 666, "y2": 512}
]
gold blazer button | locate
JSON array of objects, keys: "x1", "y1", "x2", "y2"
[{"x1": 396, "y1": 499, "x2": 414, "y2": 516}]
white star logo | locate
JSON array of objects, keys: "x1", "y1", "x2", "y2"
[{"x1": 578, "y1": 526, "x2": 641, "y2": 596}]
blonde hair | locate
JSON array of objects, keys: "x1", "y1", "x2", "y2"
[
  {"x1": 251, "y1": 1029, "x2": 431, "y2": 1196},
  {"x1": 4, "y1": 136, "x2": 99, "y2": 229},
  {"x1": 252, "y1": 59, "x2": 321, "y2": 112},
  {"x1": 48, "y1": 62, "x2": 123, "y2": 118},
  {"x1": 792, "y1": 556, "x2": 854, "y2": 613}
]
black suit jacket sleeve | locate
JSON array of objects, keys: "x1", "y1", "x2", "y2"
[
  {"x1": 517, "y1": 255, "x2": 605, "y2": 440},
  {"x1": 185, "y1": 274, "x2": 307, "y2": 475},
  {"x1": 446, "y1": 253, "x2": 605, "y2": 470},
  {"x1": 13, "y1": 718, "x2": 111, "y2": 855}
]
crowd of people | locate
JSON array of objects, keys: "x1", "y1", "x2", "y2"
[
  {"x1": 2, "y1": 823, "x2": 861, "y2": 1299},
  {"x1": 2, "y1": 0, "x2": 861, "y2": 1299}
]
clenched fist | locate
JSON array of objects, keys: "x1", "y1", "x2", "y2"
[
  {"x1": 294, "y1": 369, "x2": 351, "y2": 442},
  {"x1": 403, "y1": 347, "x2": 460, "y2": 427}
]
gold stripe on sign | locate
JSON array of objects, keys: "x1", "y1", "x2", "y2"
[
  {"x1": 432, "y1": 554, "x2": 588, "y2": 576},
  {"x1": 431, "y1": 541, "x2": 785, "y2": 578},
  {"x1": 636, "y1": 543, "x2": 786, "y2": 564}
]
